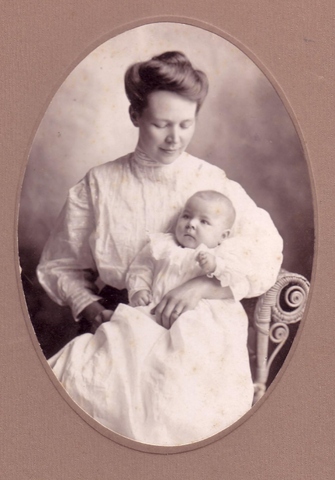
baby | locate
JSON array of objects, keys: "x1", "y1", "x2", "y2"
[{"x1": 129, "y1": 190, "x2": 236, "y2": 310}]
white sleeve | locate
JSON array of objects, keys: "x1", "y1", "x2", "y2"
[
  {"x1": 192, "y1": 160, "x2": 283, "y2": 297},
  {"x1": 207, "y1": 254, "x2": 250, "y2": 302},
  {"x1": 125, "y1": 244, "x2": 155, "y2": 306},
  {"x1": 36, "y1": 174, "x2": 102, "y2": 320},
  {"x1": 214, "y1": 175, "x2": 283, "y2": 298}
]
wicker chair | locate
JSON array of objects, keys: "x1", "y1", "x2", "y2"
[{"x1": 248, "y1": 269, "x2": 310, "y2": 404}]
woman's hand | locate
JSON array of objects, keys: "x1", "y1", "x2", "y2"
[
  {"x1": 80, "y1": 301, "x2": 114, "y2": 334},
  {"x1": 90, "y1": 309, "x2": 114, "y2": 334},
  {"x1": 151, "y1": 282, "x2": 201, "y2": 329},
  {"x1": 152, "y1": 276, "x2": 232, "y2": 329}
]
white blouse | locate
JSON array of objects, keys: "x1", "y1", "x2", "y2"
[{"x1": 37, "y1": 150, "x2": 283, "y2": 319}]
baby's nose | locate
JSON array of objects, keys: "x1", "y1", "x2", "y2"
[{"x1": 187, "y1": 218, "x2": 197, "y2": 228}]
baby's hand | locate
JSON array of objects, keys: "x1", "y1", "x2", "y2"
[
  {"x1": 197, "y1": 251, "x2": 217, "y2": 275},
  {"x1": 131, "y1": 289, "x2": 152, "y2": 307}
]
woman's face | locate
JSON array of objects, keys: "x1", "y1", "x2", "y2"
[{"x1": 130, "y1": 90, "x2": 198, "y2": 165}]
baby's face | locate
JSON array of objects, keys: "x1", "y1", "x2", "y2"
[{"x1": 175, "y1": 196, "x2": 229, "y2": 249}]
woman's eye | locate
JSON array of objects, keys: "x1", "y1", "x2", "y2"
[
  {"x1": 153, "y1": 123, "x2": 167, "y2": 129},
  {"x1": 180, "y1": 121, "x2": 193, "y2": 129}
]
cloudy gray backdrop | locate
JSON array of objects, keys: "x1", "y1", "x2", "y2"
[{"x1": 19, "y1": 22, "x2": 314, "y2": 308}]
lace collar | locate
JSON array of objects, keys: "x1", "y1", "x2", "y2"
[
  {"x1": 134, "y1": 146, "x2": 187, "y2": 167},
  {"x1": 131, "y1": 146, "x2": 185, "y2": 182}
]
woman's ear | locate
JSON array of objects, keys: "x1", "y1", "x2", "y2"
[{"x1": 129, "y1": 106, "x2": 139, "y2": 127}]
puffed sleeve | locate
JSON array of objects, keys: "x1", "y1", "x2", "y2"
[
  {"x1": 207, "y1": 253, "x2": 250, "y2": 302},
  {"x1": 218, "y1": 177, "x2": 284, "y2": 298},
  {"x1": 192, "y1": 158, "x2": 283, "y2": 298},
  {"x1": 126, "y1": 243, "x2": 155, "y2": 306},
  {"x1": 36, "y1": 174, "x2": 102, "y2": 320}
]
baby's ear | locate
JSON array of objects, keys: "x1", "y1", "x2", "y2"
[{"x1": 221, "y1": 229, "x2": 230, "y2": 240}]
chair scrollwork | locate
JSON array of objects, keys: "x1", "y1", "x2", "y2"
[{"x1": 252, "y1": 269, "x2": 310, "y2": 403}]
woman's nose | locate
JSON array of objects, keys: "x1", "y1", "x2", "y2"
[{"x1": 166, "y1": 126, "x2": 179, "y2": 144}]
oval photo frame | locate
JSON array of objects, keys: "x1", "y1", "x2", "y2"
[{"x1": 18, "y1": 20, "x2": 314, "y2": 452}]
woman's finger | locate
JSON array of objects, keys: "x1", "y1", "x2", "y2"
[
  {"x1": 154, "y1": 296, "x2": 175, "y2": 328},
  {"x1": 169, "y1": 303, "x2": 189, "y2": 328},
  {"x1": 101, "y1": 309, "x2": 114, "y2": 322},
  {"x1": 90, "y1": 309, "x2": 114, "y2": 334},
  {"x1": 90, "y1": 318, "x2": 102, "y2": 334},
  {"x1": 161, "y1": 300, "x2": 184, "y2": 329},
  {"x1": 160, "y1": 299, "x2": 177, "y2": 329},
  {"x1": 151, "y1": 297, "x2": 168, "y2": 325}
]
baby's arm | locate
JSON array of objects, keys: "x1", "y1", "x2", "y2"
[
  {"x1": 200, "y1": 243, "x2": 251, "y2": 302},
  {"x1": 197, "y1": 250, "x2": 237, "y2": 293},
  {"x1": 198, "y1": 248, "x2": 250, "y2": 301},
  {"x1": 197, "y1": 251, "x2": 217, "y2": 275},
  {"x1": 126, "y1": 243, "x2": 155, "y2": 307}
]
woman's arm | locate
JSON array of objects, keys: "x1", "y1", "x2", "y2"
[
  {"x1": 193, "y1": 161, "x2": 283, "y2": 296},
  {"x1": 218, "y1": 177, "x2": 284, "y2": 297},
  {"x1": 37, "y1": 174, "x2": 103, "y2": 320},
  {"x1": 152, "y1": 276, "x2": 232, "y2": 329}
]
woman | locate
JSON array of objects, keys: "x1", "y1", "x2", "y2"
[{"x1": 37, "y1": 51, "x2": 283, "y2": 444}]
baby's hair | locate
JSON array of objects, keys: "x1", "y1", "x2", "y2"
[
  {"x1": 125, "y1": 51, "x2": 209, "y2": 115},
  {"x1": 188, "y1": 190, "x2": 236, "y2": 229}
]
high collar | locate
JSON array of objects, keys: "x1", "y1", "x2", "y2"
[
  {"x1": 131, "y1": 146, "x2": 186, "y2": 183},
  {"x1": 133, "y1": 146, "x2": 184, "y2": 169}
]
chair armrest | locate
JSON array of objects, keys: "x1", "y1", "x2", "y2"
[{"x1": 252, "y1": 269, "x2": 310, "y2": 403}]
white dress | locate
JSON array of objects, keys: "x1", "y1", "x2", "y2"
[
  {"x1": 38, "y1": 149, "x2": 283, "y2": 445},
  {"x1": 49, "y1": 233, "x2": 254, "y2": 446}
]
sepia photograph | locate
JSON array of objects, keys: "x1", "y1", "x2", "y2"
[{"x1": 18, "y1": 22, "x2": 313, "y2": 447}]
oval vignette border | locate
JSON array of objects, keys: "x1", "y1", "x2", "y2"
[{"x1": 16, "y1": 15, "x2": 316, "y2": 455}]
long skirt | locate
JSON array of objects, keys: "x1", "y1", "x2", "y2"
[{"x1": 49, "y1": 298, "x2": 254, "y2": 446}]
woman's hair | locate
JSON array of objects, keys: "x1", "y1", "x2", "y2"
[{"x1": 125, "y1": 51, "x2": 209, "y2": 114}]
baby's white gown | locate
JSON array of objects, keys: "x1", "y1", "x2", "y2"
[{"x1": 49, "y1": 234, "x2": 254, "y2": 446}]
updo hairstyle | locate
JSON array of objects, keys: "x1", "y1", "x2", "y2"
[{"x1": 125, "y1": 51, "x2": 209, "y2": 115}]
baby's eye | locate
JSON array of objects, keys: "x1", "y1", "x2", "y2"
[
  {"x1": 182, "y1": 214, "x2": 189, "y2": 219},
  {"x1": 201, "y1": 219, "x2": 210, "y2": 225}
]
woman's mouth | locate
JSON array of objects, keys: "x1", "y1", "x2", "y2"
[{"x1": 160, "y1": 148, "x2": 179, "y2": 154}]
